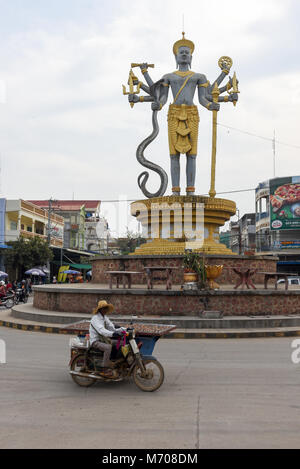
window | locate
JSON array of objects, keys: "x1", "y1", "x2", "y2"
[{"x1": 10, "y1": 221, "x2": 17, "y2": 230}]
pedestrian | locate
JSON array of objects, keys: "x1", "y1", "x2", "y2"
[
  {"x1": 52, "y1": 276, "x2": 57, "y2": 284},
  {"x1": 25, "y1": 278, "x2": 30, "y2": 294}
]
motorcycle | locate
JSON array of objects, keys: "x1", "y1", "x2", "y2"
[
  {"x1": 0, "y1": 292, "x2": 15, "y2": 309},
  {"x1": 14, "y1": 288, "x2": 29, "y2": 304},
  {"x1": 69, "y1": 328, "x2": 164, "y2": 392}
]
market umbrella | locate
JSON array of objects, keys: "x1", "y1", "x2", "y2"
[
  {"x1": 32, "y1": 265, "x2": 50, "y2": 274},
  {"x1": 0, "y1": 271, "x2": 8, "y2": 277},
  {"x1": 25, "y1": 268, "x2": 46, "y2": 276},
  {"x1": 62, "y1": 270, "x2": 80, "y2": 275}
]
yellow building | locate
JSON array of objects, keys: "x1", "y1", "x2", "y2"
[{"x1": 5, "y1": 199, "x2": 64, "y2": 248}]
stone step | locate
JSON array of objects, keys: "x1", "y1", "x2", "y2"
[{"x1": 10, "y1": 304, "x2": 300, "y2": 329}]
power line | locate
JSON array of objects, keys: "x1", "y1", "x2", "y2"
[
  {"x1": 218, "y1": 122, "x2": 300, "y2": 150},
  {"x1": 98, "y1": 188, "x2": 257, "y2": 203}
]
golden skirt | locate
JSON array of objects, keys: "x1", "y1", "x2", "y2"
[{"x1": 168, "y1": 104, "x2": 199, "y2": 156}]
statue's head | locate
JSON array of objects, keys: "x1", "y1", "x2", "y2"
[{"x1": 173, "y1": 32, "x2": 195, "y2": 68}]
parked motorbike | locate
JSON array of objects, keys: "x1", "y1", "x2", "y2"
[
  {"x1": 69, "y1": 328, "x2": 164, "y2": 392},
  {"x1": 0, "y1": 293, "x2": 15, "y2": 309},
  {"x1": 14, "y1": 288, "x2": 29, "y2": 304}
]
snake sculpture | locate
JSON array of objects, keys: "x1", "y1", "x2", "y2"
[{"x1": 136, "y1": 80, "x2": 168, "y2": 199}]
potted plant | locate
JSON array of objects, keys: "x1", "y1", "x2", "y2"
[{"x1": 183, "y1": 251, "x2": 207, "y2": 288}]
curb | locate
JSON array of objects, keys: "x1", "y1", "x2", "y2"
[{"x1": 1, "y1": 319, "x2": 300, "y2": 339}]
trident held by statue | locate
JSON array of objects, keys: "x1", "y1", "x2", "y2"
[{"x1": 122, "y1": 69, "x2": 142, "y2": 108}]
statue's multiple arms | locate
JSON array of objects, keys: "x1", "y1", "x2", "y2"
[
  {"x1": 198, "y1": 76, "x2": 220, "y2": 111},
  {"x1": 151, "y1": 78, "x2": 169, "y2": 110},
  {"x1": 209, "y1": 69, "x2": 229, "y2": 92},
  {"x1": 129, "y1": 68, "x2": 170, "y2": 110}
]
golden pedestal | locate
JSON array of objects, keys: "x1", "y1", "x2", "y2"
[{"x1": 131, "y1": 195, "x2": 236, "y2": 255}]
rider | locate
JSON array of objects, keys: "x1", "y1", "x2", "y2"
[
  {"x1": 0, "y1": 281, "x2": 6, "y2": 304},
  {"x1": 89, "y1": 300, "x2": 126, "y2": 377}
]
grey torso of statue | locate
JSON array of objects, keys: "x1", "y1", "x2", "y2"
[{"x1": 164, "y1": 72, "x2": 206, "y2": 105}]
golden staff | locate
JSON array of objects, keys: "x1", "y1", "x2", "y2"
[
  {"x1": 209, "y1": 56, "x2": 234, "y2": 198},
  {"x1": 209, "y1": 82, "x2": 220, "y2": 199}
]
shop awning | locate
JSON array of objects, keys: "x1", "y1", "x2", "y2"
[
  {"x1": 69, "y1": 263, "x2": 92, "y2": 270},
  {"x1": 52, "y1": 261, "x2": 92, "y2": 270}
]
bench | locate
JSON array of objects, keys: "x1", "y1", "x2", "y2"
[
  {"x1": 105, "y1": 271, "x2": 141, "y2": 289},
  {"x1": 144, "y1": 266, "x2": 178, "y2": 290},
  {"x1": 257, "y1": 272, "x2": 298, "y2": 291}
]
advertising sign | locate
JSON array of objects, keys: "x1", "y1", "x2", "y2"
[
  {"x1": 273, "y1": 240, "x2": 300, "y2": 250},
  {"x1": 270, "y1": 176, "x2": 300, "y2": 231}
]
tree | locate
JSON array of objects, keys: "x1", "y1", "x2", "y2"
[
  {"x1": 3, "y1": 236, "x2": 54, "y2": 280},
  {"x1": 115, "y1": 230, "x2": 146, "y2": 255}
]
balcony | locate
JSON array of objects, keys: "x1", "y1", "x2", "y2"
[{"x1": 20, "y1": 230, "x2": 46, "y2": 240}]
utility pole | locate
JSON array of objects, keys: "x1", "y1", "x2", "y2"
[
  {"x1": 47, "y1": 198, "x2": 58, "y2": 280},
  {"x1": 272, "y1": 129, "x2": 276, "y2": 178},
  {"x1": 47, "y1": 198, "x2": 52, "y2": 245}
]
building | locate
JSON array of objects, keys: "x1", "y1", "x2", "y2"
[
  {"x1": 220, "y1": 213, "x2": 256, "y2": 255},
  {"x1": 29, "y1": 200, "x2": 109, "y2": 253},
  {"x1": 3, "y1": 199, "x2": 64, "y2": 248},
  {"x1": 256, "y1": 177, "x2": 300, "y2": 255}
]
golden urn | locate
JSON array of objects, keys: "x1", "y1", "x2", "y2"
[{"x1": 205, "y1": 265, "x2": 224, "y2": 290}]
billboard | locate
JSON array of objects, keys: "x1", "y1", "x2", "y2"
[{"x1": 270, "y1": 176, "x2": 300, "y2": 231}]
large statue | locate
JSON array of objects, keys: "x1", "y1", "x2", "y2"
[{"x1": 124, "y1": 32, "x2": 239, "y2": 198}]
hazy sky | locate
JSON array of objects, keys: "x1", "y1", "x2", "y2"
[{"x1": 0, "y1": 0, "x2": 299, "y2": 234}]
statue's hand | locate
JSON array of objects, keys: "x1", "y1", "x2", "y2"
[
  {"x1": 128, "y1": 94, "x2": 139, "y2": 104},
  {"x1": 210, "y1": 102, "x2": 220, "y2": 111},
  {"x1": 139, "y1": 63, "x2": 148, "y2": 71},
  {"x1": 229, "y1": 93, "x2": 239, "y2": 103},
  {"x1": 151, "y1": 101, "x2": 161, "y2": 111}
]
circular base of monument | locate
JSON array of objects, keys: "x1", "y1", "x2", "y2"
[
  {"x1": 131, "y1": 195, "x2": 236, "y2": 255},
  {"x1": 32, "y1": 284, "x2": 300, "y2": 317}
]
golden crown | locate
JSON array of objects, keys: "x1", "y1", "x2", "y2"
[{"x1": 173, "y1": 32, "x2": 195, "y2": 56}]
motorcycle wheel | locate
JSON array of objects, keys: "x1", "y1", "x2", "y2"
[
  {"x1": 23, "y1": 295, "x2": 28, "y2": 303},
  {"x1": 5, "y1": 299, "x2": 14, "y2": 309},
  {"x1": 133, "y1": 358, "x2": 164, "y2": 392},
  {"x1": 70, "y1": 354, "x2": 96, "y2": 387}
]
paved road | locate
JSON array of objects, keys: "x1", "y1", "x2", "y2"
[{"x1": 0, "y1": 327, "x2": 299, "y2": 449}]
